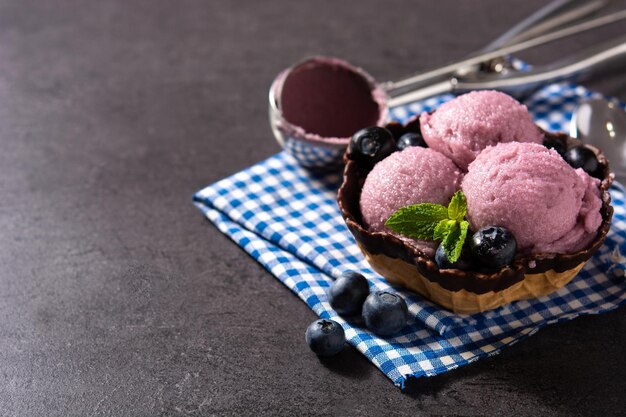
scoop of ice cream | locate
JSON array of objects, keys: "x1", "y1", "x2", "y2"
[
  {"x1": 461, "y1": 142, "x2": 602, "y2": 254},
  {"x1": 420, "y1": 90, "x2": 544, "y2": 170},
  {"x1": 360, "y1": 147, "x2": 462, "y2": 255}
]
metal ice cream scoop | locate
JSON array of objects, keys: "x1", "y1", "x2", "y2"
[{"x1": 269, "y1": 0, "x2": 626, "y2": 169}]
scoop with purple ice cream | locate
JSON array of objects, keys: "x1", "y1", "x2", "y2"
[
  {"x1": 359, "y1": 146, "x2": 462, "y2": 256},
  {"x1": 420, "y1": 90, "x2": 544, "y2": 170},
  {"x1": 461, "y1": 141, "x2": 603, "y2": 254}
]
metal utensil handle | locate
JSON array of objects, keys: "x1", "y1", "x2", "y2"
[
  {"x1": 454, "y1": 0, "x2": 611, "y2": 78},
  {"x1": 386, "y1": 36, "x2": 626, "y2": 107},
  {"x1": 482, "y1": 0, "x2": 611, "y2": 51},
  {"x1": 384, "y1": 8, "x2": 626, "y2": 99},
  {"x1": 455, "y1": 36, "x2": 626, "y2": 95}
]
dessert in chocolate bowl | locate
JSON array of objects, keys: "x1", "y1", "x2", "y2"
[{"x1": 338, "y1": 91, "x2": 613, "y2": 314}]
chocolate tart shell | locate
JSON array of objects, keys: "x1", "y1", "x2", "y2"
[{"x1": 338, "y1": 117, "x2": 614, "y2": 313}]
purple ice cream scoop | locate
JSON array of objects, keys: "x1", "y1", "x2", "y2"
[
  {"x1": 360, "y1": 147, "x2": 462, "y2": 256},
  {"x1": 462, "y1": 142, "x2": 602, "y2": 254},
  {"x1": 420, "y1": 90, "x2": 544, "y2": 170}
]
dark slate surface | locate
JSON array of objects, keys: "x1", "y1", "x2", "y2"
[{"x1": 1, "y1": 1, "x2": 625, "y2": 416}]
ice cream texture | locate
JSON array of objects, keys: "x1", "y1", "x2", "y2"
[
  {"x1": 360, "y1": 146, "x2": 462, "y2": 255},
  {"x1": 420, "y1": 90, "x2": 544, "y2": 170},
  {"x1": 461, "y1": 142, "x2": 602, "y2": 254}
]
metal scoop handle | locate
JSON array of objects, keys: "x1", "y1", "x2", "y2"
[
  {"x1": 387, "y1": 36, "x2": 626, "y2": 106},
  {"x1": 481, "y1": 0, "x2": 612, "y2": 51},
  {"x1": 384, "y1": 8, "x2": 626, "y2": 105},
  {"x1": 457, "y1": 36, "x2": 626, "y2": 96}
]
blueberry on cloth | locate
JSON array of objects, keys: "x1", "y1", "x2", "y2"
[
  {"x1": 362, "y1": 291, "x2": 409, "y2": 337},
  {"x1": 470, "y1": 226, "x2": 517, "y2": 269},
  {"x1": 305, "y1": 319, "x2": 345, "y2": 357},
  {"x1": 396, "y1": 132, "x2": 427, "y2": 150},
  {"x1": 564, "y1": 145, "x2": 600, "y2": 177},
  {"x1": 347, "y1": 126, "x2": 396, "y2": 166},
  {"x1": 328, "y1": 271, "x2": 370, "y2": 316}
]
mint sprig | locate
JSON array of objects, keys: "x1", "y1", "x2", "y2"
[
  {"x1": 383, "y1": 203, "x2": 448, "y2": 238},
  {"x1": 385, "y1": 191, "x2": 470, "y2": 263}
]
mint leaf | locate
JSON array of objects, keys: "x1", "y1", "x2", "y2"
[
  {"x1": 443, "y1": 220, "x2": 469, "y2": 263},
  {"x1": 447, "y1": 191, "x2": 467, "y2": 222},
  {"x1": 433, "y1": 219, "x2": 454, "y2": 241},
  {"x1": 385, "y1": 204, "x2": 448, "y2": 240},
  {"x1": 386, "y1": 192, "x2": 471, "y2": 264}
]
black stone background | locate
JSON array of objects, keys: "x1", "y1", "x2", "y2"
[{"x1": 1, "y1": 1, "x2": 626, "y2": 416}]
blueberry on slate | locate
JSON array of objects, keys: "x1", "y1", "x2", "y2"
[
  {"x1": 347, "y1": 126, "x2": 396, "y2": 166},
  {"x1": 362, "y1": 291, "x2": 409, "y2": 337},
  {"x1": 397, "y1": 132, "x2": 427, "y2": 150},
  {"x1": 328, "y1": 271, "x2": 370, "y2": 316},
  {"x1": 543, "y1": 136, "x2": 566, "y2": 156},
  {"x1": 305, "y1": 319, "x2": 346, "y2": 357},
  {"x1": 434, "y1": 243, "x2": 473, "y2": 271},
  {"x1": 470, "y1": 226, "x2": 517, "y2": 269},
  {"x1": 564, "y1": 145, "x2": 600, "y2": 177}
]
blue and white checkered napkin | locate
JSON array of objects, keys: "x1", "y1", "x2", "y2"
[{"x1": 194, "y1": 82, "x2": 626, "y2": 388}]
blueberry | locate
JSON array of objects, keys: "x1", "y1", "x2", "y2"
[
  {"x1": 328, "y1": 271, "x2": 370, "y2": 316},
  {"x1": 347, "y1": 126, "x2": 396, "y2": 166},
  {"x1": 470, "y1": 226, "x2": 517, "y2": 269},
  {"x1": 543, "y1": 137, "x2": 566, "y2": 156},
  {"x1": 362, "y1": 291, "x2": 408, "y2": 337},
  {"x1": 435, "y1": 244, "x2": 473, "y2": 270},
  {"x1": 564, "y1": 145, "x2": 600, "y2": 177},
  {"x1": 305, "y1": 319, "x2": 346, "y2": 357},
  {"x1": 397, "y1": 132, "x2": 427, "y2": 150}
]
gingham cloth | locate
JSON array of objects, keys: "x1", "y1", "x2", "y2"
[{"x1": 193, "y1": 82, "x2": 626, "y2": 389}]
